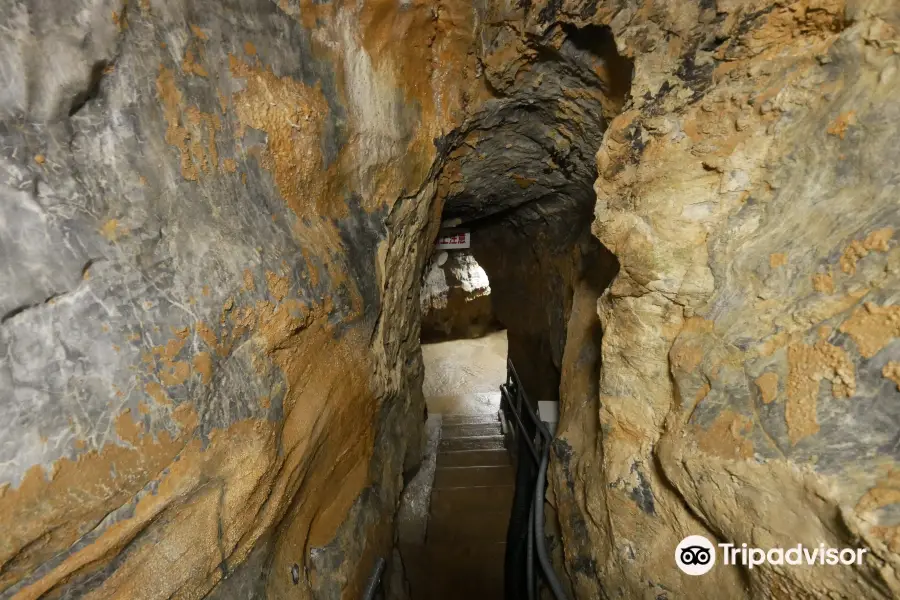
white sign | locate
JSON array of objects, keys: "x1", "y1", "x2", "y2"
[{"x1": 436, "y1": 231, "x2": 470, "y2": 249}]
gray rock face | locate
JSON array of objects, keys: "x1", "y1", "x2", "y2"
[
  {"x1": 420, "y1": 250, "x2": 499, "y2": 342},
  {"x1": 439, "y1": 22, "x2": 631, "y2": 226},
  {"x1": 0, "y1": 0, "x2": 464, "y2": 597}
]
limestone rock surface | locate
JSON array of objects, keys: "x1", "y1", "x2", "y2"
[
  {"x1": 420, "y1": 251, "x2": 500, "y2": 342},
  {"x1": 535, "y1": 1, "x2": 900, "y2": 599},
  {"x1": 0, "y1": 0, "x2": 482, "y2": 597}
]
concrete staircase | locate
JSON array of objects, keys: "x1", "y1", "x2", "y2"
[{"x1": 410, "y1": 412, "x2": 513, "y2": 599}]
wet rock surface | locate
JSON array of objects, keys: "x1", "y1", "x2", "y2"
[
  {"x1": 3, "y1": 0, "x2": 900, "y2": 598},
  {"x1": 0, "y1": 0, "x2": 479, "y2": 597},
  {"x1": 542, "y1": 1, "x2": 900, "y2": 599}
]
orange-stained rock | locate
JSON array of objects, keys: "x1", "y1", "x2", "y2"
[
  {"x1": 4, "y1": 0, "x2": 900, "y2": 599},
  {"x1": 0, "y1": 0, "x2": 473, "y2": 597},
  {"x1": 550, "y1": 1, "x2": 900, "y2": 599}
]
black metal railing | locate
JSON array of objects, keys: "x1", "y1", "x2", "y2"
[{"x1": 501, "y1": 359, "x2": 571, "y2": 600}]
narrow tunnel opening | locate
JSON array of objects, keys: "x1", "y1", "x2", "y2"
[
  {"x1": 419, "y1": 235, "x2": 508, "y2": 417},
  {"x1": 403, "y1": 21, "x2": 631, "y2": 600},
  {"x1": 559, "y1": 24, "x2": 634, "y2": 109},
  {"x1": 420, "y1": 242, "x2": 504, "y2": 345}
]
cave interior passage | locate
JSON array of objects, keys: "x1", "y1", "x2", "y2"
[{"x1": 400, "y1": 21, "x2": 630, "y2": 600}]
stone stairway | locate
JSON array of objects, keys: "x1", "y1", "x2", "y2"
[{"x1": 409, "y1": 412, "x2": 514, "y2": 599}]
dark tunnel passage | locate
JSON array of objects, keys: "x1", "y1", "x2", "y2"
[
  {"x1": 435, "y1": 21, "x2": 629, "y2": 410},
  {"x1": 408, "y1": 22, "x2": 630, "y2": 600}
]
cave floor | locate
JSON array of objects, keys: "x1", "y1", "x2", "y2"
[
  {"x1": 406, "y1": 331, "x2": 512, "y2": 599},
  {"x1": 422, "y1": 329, "x2": 508, "y2": 406}
]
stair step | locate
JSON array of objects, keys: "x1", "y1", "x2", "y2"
[
  {"x1": 433, "y1": 465, "x2": 515, "y2": 489},
  {"x1": 440, "y1": 435, "x2": 505, "y2": 452},
  {"x1": 442, "y1": 422, "x2": 502, "y2": 439},
  {"x1": 441, "y1": 413, "x2": 501, "y2": 427},
  {"x1": 422, "y1": 575, "x2": 503, "y2": 600},
  {"x1": 409, "y1": 542, "x2": 505, "y2": 600},
  {"x1": 428, "y1": 509, "x2": 510, "y2": 543},
  {"x1": 430, "y1": 485, "x2": 514, "y2": 517},
  {"x1": 422, "y1": 540, "x2": 506, "y2": 563},
  {"x1": 425, "y1": 392, "x2": 502, "y2": 417},
  {"x1": 437, "y1": 449, "x2": 511, "y2": 468}
]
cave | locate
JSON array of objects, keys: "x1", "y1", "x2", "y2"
[
  {"x1": 2, "y1": 1, "x2": 899, "y2": 600},
  {"x1": 409, "y1": 24, "x2": 627, "y2": 595}
]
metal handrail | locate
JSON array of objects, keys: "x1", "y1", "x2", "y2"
[
  {"x1": 501, "y1": 359, "x2": 571, "y2": 600},
  {"x1": 500, "y1": 384, "x2": 540, "y2": 464}
]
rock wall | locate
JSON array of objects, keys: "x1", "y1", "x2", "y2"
[
  {"x1": 0, "y1": 0, "x2": 484, "y2": 597},
  {"x1": 469, "y1": 210, "x2": 610, "y2": 404},
  {"x1": 420, "y1": 250, "x2": 500, "y2": 342},
  {"x1": 539, "y1": 1, "x2": 900, "y2": 598}
]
